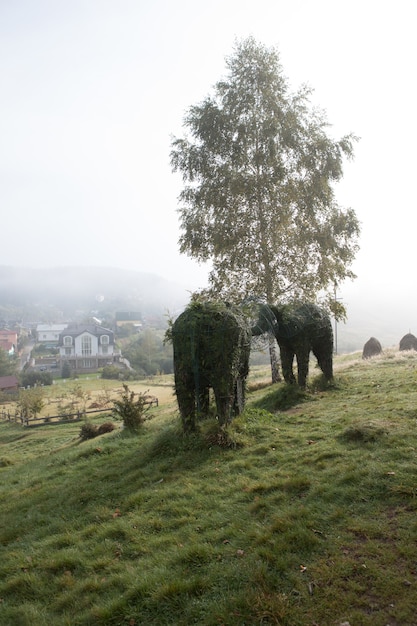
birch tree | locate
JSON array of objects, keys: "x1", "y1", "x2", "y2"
[{"x1": 171, "y1": 37, "x2": 360, "y2": 380}]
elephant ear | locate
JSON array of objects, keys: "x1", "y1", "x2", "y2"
[
  {"x1": 257, "y1": 304, "x2": 279, "y2": 332},
  {"x1": 267, "y1": 305, "x2": 280, "y2": 326}
]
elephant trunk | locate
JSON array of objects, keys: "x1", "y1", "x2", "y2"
[
  {"x1": 251, "y1": 324, "x2": 264, "y2": 337},
  {"x1": 251, "y1": 305, "x2": 279, "y2": 337}
]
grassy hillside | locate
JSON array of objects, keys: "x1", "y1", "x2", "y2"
[{"x1": 2, "y1": 351, "x2": 417, "y2": 625}]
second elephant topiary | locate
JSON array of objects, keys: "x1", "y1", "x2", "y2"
[{"x1": 252, "y1": 302, "x2": 333, "y2": 387}]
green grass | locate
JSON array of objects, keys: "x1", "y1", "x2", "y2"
[{"x1": 2, "y1": 350, "x2": 417, "y2": 624}]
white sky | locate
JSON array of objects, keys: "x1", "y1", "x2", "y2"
[{"x1": 1, "y1": 0, "x2": 417, "y2": 342}]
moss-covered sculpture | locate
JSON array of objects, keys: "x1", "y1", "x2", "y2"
[
  {"x1": 170, "y1": 301, "x2": 251, "y2": 431},
  {"x1": 252, "y1": 303, "x2": 333, "y2": 387}
]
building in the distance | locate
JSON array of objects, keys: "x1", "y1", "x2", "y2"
[
  {"x1": 36, "y1": 324, "x2": 68, "y2": 343},
  {"x1": 115, "y1": 312, "x2": 142, "y2": 330},
  {"x1": 58, "y1": 324, "x2": 120, "y2": 372}
]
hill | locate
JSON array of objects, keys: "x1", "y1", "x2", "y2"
[
  {"x1": 1, "y1": 265, "x2": 416, "y2": 353},
  {"x1": 0, "y1": 265, "x2": 190, "y2": 322},
  {"x1": 1, "y1": 351, "x2": 417, "y2": 624}
]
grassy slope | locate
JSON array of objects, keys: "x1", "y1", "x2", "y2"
[{"x1": 1, "y1": 352, "x2": 417, "y2": 625}]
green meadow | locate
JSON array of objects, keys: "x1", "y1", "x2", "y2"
[{"x1": 2, "y1": 350, "x2": 417, "y2": 625}]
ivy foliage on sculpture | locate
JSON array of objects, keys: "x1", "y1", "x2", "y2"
[
  {"x1": 167, "y1": 301, "x2": 251, "y2": 432},
  {"x1": 251, "y1": 303, "x2": 334, "y2": 388}
]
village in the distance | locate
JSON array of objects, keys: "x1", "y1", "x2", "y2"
[
  {"x1": 0, "y1": 265, "x2": 192, "y2": 397},
  {"x1": 1, "y1": 264, "x2": 416, "y2": 399}
]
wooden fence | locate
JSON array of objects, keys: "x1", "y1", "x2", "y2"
[{"x1": 0, "y1": 396, "x2": 158, "y2": 428}]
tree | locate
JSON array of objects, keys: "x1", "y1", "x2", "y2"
[
  {"x1": 61, "y1": 361, "x2": 71, "y2": 379},
  {"x1": 69, "y1": 383, "x2": 90, "y2": 414},
  {"x1": 17, "y1": 387, "x2": 45, "y2": 420},
  {"x1": 20, "y1": 370, "x2": 53, "y2": 387},
  {"x1": 0, "y1": 347, "x2": 17, "y2": 377},
  {"x1": 171, "y1": 37, "x2": 360, "y2": 380},
  {"x1": 123, "y1": 329, "x2": 174, "y2": 376}
]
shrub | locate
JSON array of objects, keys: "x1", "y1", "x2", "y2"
[
  {"x1": 79, "y1": 421, "x2": 116, "y2": 440},
  {"x1": 101, "y1": 365, "x2": 139, "y2": 381},
  {"x1": 79, "y1": 422, "x2": 99, "y2": 440},
  {"x1": 61, "y1": 361, "x2": 71, "y2": 378},
  {"x1": 97, "y1": 422, "x2": 116, "y2": 435},
  {"x1": 111, "y1": 384, "x2": 152, "y2": 432},
  {"x1": 17, "y1": 387, "x2": 45, "y2": 419},
  {"x1": 101, "y1": 365, "x2": 124, "y2": 379},
  {"x1": 20, "y1": 370, "x2": 53, "y2": 387}
]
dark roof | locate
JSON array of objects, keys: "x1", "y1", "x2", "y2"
[
  {"x1": 58, "y1": 325, "x2": 114, "y2": 345},
  {"x1": 115, "y1": 312, "x2": 141, "y2": 321},
  {"x1": 0, "y1": 375, "x2": 19, "y2": 390}
]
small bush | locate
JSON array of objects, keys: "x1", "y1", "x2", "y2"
[
  {"x1": 79, "y1": 422, "x2": 99, "y2": 440},
  {"x1": 61, "y1": 361, "x2": 71, "y2": 378},
  {"x1": 97, "y1": 422, "x2": 116, "y2": 435},
  {"x1": 101, "y1": 365, "x2": 139, "y2": 381},
  {"x1": 101, "y1": 365, "x2": 124, "y2": 379},
  {"x1": 79, "y1": 421, "x2": 117, "y2": 440},
  {"x1": 111, "y1": 384, "x2": 152, "y2": 432},
  {"x1": 20, "y1": 370, "x2": 53, "y2": 387}
]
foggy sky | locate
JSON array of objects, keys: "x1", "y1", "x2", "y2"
[{"x1": 1, "y1": 1, "x2": 417, "y2": 346}]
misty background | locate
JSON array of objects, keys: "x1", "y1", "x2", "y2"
[{"x1": 1, "y1": 1, "x2": 416, "y2": 353}]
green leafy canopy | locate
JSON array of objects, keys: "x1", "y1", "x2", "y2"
[{"x1": 171, "y1": 37, "x2": 360, "y2": 309}]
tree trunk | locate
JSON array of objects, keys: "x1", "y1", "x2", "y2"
[{"x1": 268, "y1": 333, "x2": 281, "y2": 383}]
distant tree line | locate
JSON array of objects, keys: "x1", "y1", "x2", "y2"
[
  {"x1": 0, "y1": 347, "x2": 18, "y2": 378},
  {"x1": 121, "y1": 329, "x2": 173, "y2": 377}
]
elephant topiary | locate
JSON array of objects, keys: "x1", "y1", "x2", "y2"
[
  {"x1": 169, "y1": 301, "x2": 251, "y2": 431},
  {"x1": 252, "y1": 303, "x2": 333, "y2": 387},
  {"x1": 362, "y1": 337, "x2": 382, "y2": 359}
]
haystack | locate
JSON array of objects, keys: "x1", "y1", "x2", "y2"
[
  {"x1": 362, "y1": 337, "x2": 382, "y2": 359},
  {"x1": 399, "y1": 333, "x2": 417, "y2": 351}
]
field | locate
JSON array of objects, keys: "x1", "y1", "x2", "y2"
[{"x1": 2, "y1": 350, "x2": 417, "y2": 625}]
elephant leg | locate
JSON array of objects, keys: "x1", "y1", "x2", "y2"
[
  {"x1": 196, "y1": 385, "x2": 210, "y2": 418},
  {"x1": 175, "y1": 370, "x2": 196, "y2": 432},
  {"x1": 233, "y1": 377, "x2": 245, "y2": 416},
  {"x1": 312, "y1": 341, "x2": 333, "y2": 380},
  {"x1": 280, "y1": 346, "x2": 296, "y2": 384},
  {"x1": 295, "y1": 347, "x2": 310, "y2": 388},
  {"x1": 213, "y1": 383, "x2": 234, "y2": 427},
  {"x1": 192, "y1": 354, "x2": 210, "y2": 418}
]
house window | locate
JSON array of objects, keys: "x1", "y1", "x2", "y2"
[
  {"x1": 65, "y1": 347, "x2": 71, "y2": 356},
  {"x1": 82, "y1": 359, "x2": 92, "y2": 368},
  {"x1": 81, "y1": 335, "x2": 92, "y2": 356},
  {"x1": 101, "y1": 335, "x2": 109, "y2": 345},
  {"x1": 102, "y1": 345, "x2": 108, "y2": 355},
  {"x1": 63, "y1": 336, "x2": 73, "y2": 346}
]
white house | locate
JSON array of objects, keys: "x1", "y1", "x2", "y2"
[
  {"x1": 37, "y1": 324, "x2": 68, "y2": 343},
  {"x1": 58, "y1": 324, "x2": 119, "y2": 371}
]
